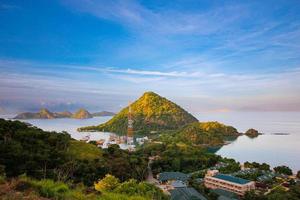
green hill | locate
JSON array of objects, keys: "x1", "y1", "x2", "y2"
[
  {"x1": 159, "y1": 121, "x2": 240, "y2": 146},
  {"x1": 79, "y1": 91, "x2": 198, "y2": 135},
  {"x1": 179, "y1": 121, "x2": 240, "y2": 145}
]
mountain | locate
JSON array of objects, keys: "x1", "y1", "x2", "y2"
[
  {"x1": 14, "y1": 108, "x2": 55, "y2": 119},
  {"x1": 72, "y1": 108, "x2": 93, "y2": 119},
  {"x1": 13, "y1": 109, "x2": 91, "y2": 119},
  {"x1": 79, "y1": 91, "x2": 198, "y2": 135},
  {"x1": 92, "y1": 111, "x2": 115, "y2": 117}
]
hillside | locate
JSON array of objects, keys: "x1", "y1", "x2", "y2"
[
  {"x1": 159, "y1": 121, "x2": 240, "y2": 146},
  {"x1": 72, "y1": 108, "x2": 93, "y2": 119},
  {"x1": 79, "y1": 91, "x2": 198, "y2": 135}
]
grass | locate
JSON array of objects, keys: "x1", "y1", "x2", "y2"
[
  {"x1": 0, "y1": 176, "x2": 151, "y2": 200},
  {"x1": 68, "y1": 140, "x2": 102, "y2": 160}
]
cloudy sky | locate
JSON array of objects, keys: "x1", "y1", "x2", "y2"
[{"x1": 0, "y1": 0, "x2": 300, "y2": 113}]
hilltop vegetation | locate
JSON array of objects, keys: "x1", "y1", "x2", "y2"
[
  {"x1": 79, "y1": 91, "x2": 198, "y2": 135},
  {"x1": 159, "y1": 121, "x2": 240, "y2": 146}
]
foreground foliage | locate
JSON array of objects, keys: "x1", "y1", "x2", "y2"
[
  {"x1": 0, "y1": 175, "x2": 164, "y2": 200},
  {"x1": 0, "y1": 119, "x2": 148, "y2": 185}
]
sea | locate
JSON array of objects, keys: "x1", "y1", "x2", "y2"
[{"x1": 1, "y1": 111, "x2": 300, "y2": 172}]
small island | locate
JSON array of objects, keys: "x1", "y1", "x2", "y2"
[{"x1": 245, "y1": 128, "x2": 261, "y2": 138}]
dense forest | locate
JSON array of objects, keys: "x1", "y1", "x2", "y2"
[{"x1": 0, "y1": 119, "x2": 167, "y2": 199}]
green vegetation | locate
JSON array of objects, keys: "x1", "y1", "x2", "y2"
[
  {"x1": 244, "y1": 161, "x2": 270, "y2": 171},
  {"x1": 68, "y1": 140, "x2": 102, "y2": 160},
  {"x1": 0, "y1": 119, "x2": 149, "y2": 185},
  {"x1": 159, "y1": 121, "x2": 240, "y2": 146},
  {"x1": 95, "y1": 174, "x2": 167, "y2": 200},
  {"x1": 0, "y1": 175, "x2": 164, "y2": 200},
  {"x1": 243, "y1": 185, "x2": 300, "y2": 200},
  {"x1": 245, "y1": 128, "x2": 260, "y2": 138},
  {"x1": 218, "y1": 158, "x2": 241, "y2": 174},
  {"x1": 0, "y1": 119, "x2": 70, "y2": 178},
  {"x1": 79, "y1": 91, "x2": 198, "y2": 135},
  {"x1": 139, "y1": 142, "x2": 220, "y2": 174},
  {"x1": 273, "y1": 165, "x2": 293, "y2": 175}
]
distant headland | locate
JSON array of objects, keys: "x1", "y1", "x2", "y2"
[{"x1": 13, "y1": 108, "x2": 115, "y2": 119}]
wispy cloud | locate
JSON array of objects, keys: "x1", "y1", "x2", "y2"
[
  {"x1": 1, "y1": 58, "x2": 300, "y2": 112},
  {"x1": 62, "y1": 0, "x2": 245, "y2": 35}
]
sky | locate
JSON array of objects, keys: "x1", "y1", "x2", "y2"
[{"x1": 0, "y1": 0, "x2": 300, "y2": 114}]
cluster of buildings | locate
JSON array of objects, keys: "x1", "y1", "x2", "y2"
[
  {"x1": 204, "y1": 170, "x2": 255, "y2": 196},
  {"x1": 156, "y1": 172, "x2": 207, "y2": 200},
  {"x1": 153, "y1": 170, "x2": 256, "y2": 200}
]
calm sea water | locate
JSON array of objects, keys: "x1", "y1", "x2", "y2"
[
  {"x1": 196, "y1": 111, "x2": 300, "y2": 172},
  {"x1": 1, "y1": 111, "x2": 300, "y2": 172}
]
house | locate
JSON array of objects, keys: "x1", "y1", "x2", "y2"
[{"x1": 204, "y1": 170, "x2": 255, "y2": 196}]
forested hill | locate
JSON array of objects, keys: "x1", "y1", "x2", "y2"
[{"x1": 79, "y1": 91, "x2": 198, "y2": 135}]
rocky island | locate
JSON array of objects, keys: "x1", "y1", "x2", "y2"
[{"x1": 245, "y1": 128, "x2": 260, "y2": 138}]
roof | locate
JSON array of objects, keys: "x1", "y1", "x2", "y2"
[
  {"x1": 158, "y1": 172, "x2": 189, "y2": 182},
  {"x1": 171, "y1": 187, "x2": 207, "y2": 200},
  {"x1": 211, "y1": 189, "x2": 238, "y2": 200},
  {"x1": 213, "y1": 174, "x2": 251, "y2": 185},
  {"x1": 171, "y1": 180, "x2": 187, "y2": 188}
]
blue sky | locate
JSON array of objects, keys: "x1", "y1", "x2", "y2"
[{"x1": 0, "y1": 0, "x2": 300, "y2": 113}]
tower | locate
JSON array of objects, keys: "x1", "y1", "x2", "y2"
[{"x1": 127, "y1": 102, "x2": 134, "y2": 146}]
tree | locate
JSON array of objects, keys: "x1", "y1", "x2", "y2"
[
  {"x1": 297, "y1": 171, "x2": 300, "y2": 179},
  {"x1": 273, "y1": 166, "x2": 293, "y2": 175},
  {"x1": 94, "y1": 174, "x2": 120, "y2": 192}
]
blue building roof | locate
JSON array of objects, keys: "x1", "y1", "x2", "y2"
[
  {"x1": 213, "y1": 174, "x2": 251, "y2": 185},
  {"x1": 171, "y1": 187, "x2": 207, "y2": 200},
  {"x1": 158, "y1": 172, "x2": 189, "y2": 182}
]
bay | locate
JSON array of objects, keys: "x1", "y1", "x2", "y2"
[{"x1": 1, "y1": 111, "x2": 300, "y2": 172}]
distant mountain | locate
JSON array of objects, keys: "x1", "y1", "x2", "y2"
[
  {"x1": 54, "y1": 111, "x2": 73, "y2": 118},
  {"x1": 92, "y1": 111, "x2": 115, "y2": 117},
  {"x1": 14, "y1": 108, "x2": 55, "y2": 119},
  {"x1": 72, "y1": 108, "x2": 93, "y2": 119},
  {"x1": 79, "y1": 91, "x2": 198, "y2": 135},
  {"x1": 14, "y1": 108, "x2": 92, "y2": 119}
]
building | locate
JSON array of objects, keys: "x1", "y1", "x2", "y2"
[
  {"x1": 204, "y1": 170, "x2": 255, "y2": 196},
  {"x1": 157, "y1": 172, "x2": 190, "y2": 184},
  {"x1": 170, "y1": 187, "x2": 207, "y2": 200}
]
